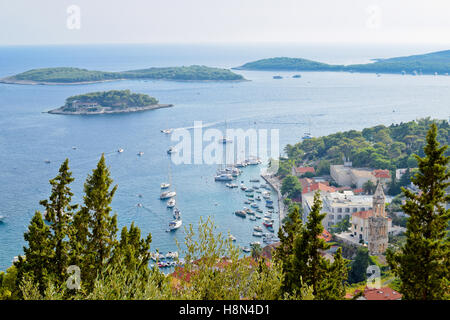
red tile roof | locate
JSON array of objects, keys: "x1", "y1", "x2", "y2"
[
  {"x1": 302, "y1": 182, "x2": 337, "y2": 194},
  {"x1": 294, "y1": 166, "x2": 315, "y2": 174},
  {"x1": 363, "y1": 287, "x2": 402, "y2": 300},
  {"x1": 372, "y1": 169, "x2": 391, "y2": 179},
  {"x1": 318, "y1": 229, "x2": 332, "y2": 242},
  {"x1": 352, "y1": 188, "x2": 364, "y2": 194},
  {"x1": 352, "y1": 210, "x2": 373, "y2": 219}
]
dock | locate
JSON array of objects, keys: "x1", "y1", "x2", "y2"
[{"x1": 260, "y1": 171, "x2": 285, "y2": 226}]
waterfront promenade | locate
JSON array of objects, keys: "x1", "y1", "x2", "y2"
[{"x1": 260, "y1": 171, "x2": 285, "y2": 226}]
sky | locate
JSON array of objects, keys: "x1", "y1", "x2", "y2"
[{"x1": 1, "y1": 0, "x2": 450, "y2": 46}]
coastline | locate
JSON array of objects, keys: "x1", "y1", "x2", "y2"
[
  {"x1": 47, "y1": 103, "x2": 174, "y2": 115},
  {"x1": 0, "y1": 77, "x2": 248, "y2": 86},
  {"x1": 260, "y1": 172, "x2": 285, "y2": 226}
]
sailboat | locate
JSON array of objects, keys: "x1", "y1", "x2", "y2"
[
  {"x1": 302, "y1": 119, "x2": 313, "y2": 140},
  {"x1": 160, "y1": 160, "x2": 176, "y2": 199},
  {"x1": 169, "y1": 208, "x2": 182, "y2": 231},
  {"x1": 218, "y1": 120, "x2": 233, "y2": 144}
]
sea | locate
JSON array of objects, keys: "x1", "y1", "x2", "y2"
[{"x1": 0, "y1": 43, "x2": 450, "y2": 271}]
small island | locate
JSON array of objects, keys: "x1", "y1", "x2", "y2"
[
  {"x1": 0, "y1": 65, "x2": 245, "y2": 85},
  {"x1": 48, "y1": 90, "x2": 173, "y2": 115},
  {"x1": 234, "y1": 50, "x2": 450, "y2": 75}
]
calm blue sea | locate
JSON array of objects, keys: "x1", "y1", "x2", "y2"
[{"x1": 0, "y1": 43, "x2": 450, "y2": 270}]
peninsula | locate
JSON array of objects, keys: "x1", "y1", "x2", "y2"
[
  {"x1": 48, "y1": 90, "x2": 173, "y2": 115},
  {"x1": 1, "y1": 65, "x2": 245, "y2": 85},
  {"x1": 235, "y1": 50, "x2": 450, "y2": 75}
]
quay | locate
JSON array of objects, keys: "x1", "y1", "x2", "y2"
[{"x1": 260, "y1": 170, "x2": 285, "y2": 227}]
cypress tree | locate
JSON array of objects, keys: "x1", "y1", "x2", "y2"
[
  {"x1": 348, "y1": 247, "x2": 370, "y2": 284},
  {"x1": 387, "y1": 123, "x2": 450, "y2": 300},
  {"x1": 39, "y1": 159, "x2": 77, "y2": 285},
  {"x1": 79, "y1": 154, "x2": 118, "y2": 290},
  {"x1": 274, "y1": 205, "x2": 302, "y2": 294},
  {"x1": 293, "y1": 192, "x2": 331, "y2": 296},
  {"x1": 316, "y1": 247, "x2": 349, "y2": 300},
  {"x1": 15, "y1": 211, "x2": 53, "y2": 295}
]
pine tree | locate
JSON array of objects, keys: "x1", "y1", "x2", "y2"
[
  {"x1": 316, "y1": 248, "x2": 349, "y2": 300},
  {"x1": 39, "y1": 159, "x2": 77, "y2": 285},
  {"x1": 15, "y1": 211, "x2": 53, "y2": 295},
  {"x1": 274, "y1": 205, "x2": 302, "y2": 294},
  {"x1": 348, "y1": 247, "x2": 370, "y2": 284},
  {"x1": 112, "y1": 223, "x2": 152, "y2": 276},
  {"x1": 387, "y1": 123, "x2": 450, "y2": 300},
  {"x1": 293, "y1": 192, "x2": 331, "y2": 296},
  {"x1": 79, "y1": 154, "x2": 118, "y2": 290}
]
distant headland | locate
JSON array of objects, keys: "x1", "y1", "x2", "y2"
[
  {"x1": 234, "y1": 50, "x2": 450, "y2": 75},
  {"x1": 1, "y1": 65, "x2": 245, "y2": 85},
  {"x1": 48, "y1": 90, "x2": 173, "y2": 115}
]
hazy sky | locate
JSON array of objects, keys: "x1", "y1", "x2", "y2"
[{"x1": 1, "y1": 0, "x2": 450, "y2": 46}]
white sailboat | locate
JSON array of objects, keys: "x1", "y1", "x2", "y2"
[
  {"x1": 169, "y1": 208, "x2": 182, "y2": 231},
  {"x1": 167, "y1": 198, "x2": 176, "y2": 208}
]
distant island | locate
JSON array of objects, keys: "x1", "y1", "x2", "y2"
[
  {"x1": 1, "y1": 65, "x2": 245, "y2": 85},
  {"x1": 48, "y1": 90, "x2": 173, "y2": 115},
  {"x1": 234, "y1": 50, "x2": 450, "y2": 75}
]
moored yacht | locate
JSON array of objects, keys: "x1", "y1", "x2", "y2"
[
  {"x1": 214, "y1": 173, "x2": 233, "y2": 181},
  {"x1": 161, "y1": 183, "x2": 170, "y2": 189},
  {"x1": 167, "y1": 198, "x2": 176, "y2": 208},
  {"x1": 160, "y1": 191, "x2": 176, "y2": 199}
]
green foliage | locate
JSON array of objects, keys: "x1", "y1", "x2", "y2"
[
  {"x1": 280, "y1": 175, "x2": 302, "y2": 199},
  {"x1": 12, "y1": 65, "x2": 244, "y2": 83},
  {"x1": 65, "y1": 90, "x2": 158, "y2": 109},
  {"x1": 238, "y1": 50, "x2": 450, "y2": 75},
  {"x1": 348, "y1": 247, "x2": 370, "y2": 284},
  {"x1": 330, "y1": 215, "x2": 351, "y2": 234},
  {"x1": 285, "y1": 119, "x2": 449, "y2": 195},
  {"x1": 362, "y1": 180, "x2": 376, "y2": 194},
  {"x1": 78, "y1": 154, "x2": 118, "y2": 291},
  {"x1": 387, "y1": 123, "x2": 450, "y2": 300},
  {"x1": 276, "y1": 193, "x2": 349, "y2": 299},
  {"x1": 0, "y1": 266, "x2": 19, "y2": 299}
]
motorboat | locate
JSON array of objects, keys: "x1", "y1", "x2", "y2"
[
  {"x1": 215, "y1": 174, "x2": 233, "y2": 181},
  {"x1": 161, "y1": 128, "x2": 173, "y2": 134},
  {"x1": 255, "y1": 215, "x2": 262, "y2": 219},
  {"x1": 254, "y1": 226, "x2": 263, "y2": 232},
  {"x1": 249, "y1": 178, "x2": 260, "y2": 183},
  {"x1": 240, "y1": 185, "x2": 247, "y2": 191},
  {"x1": 302, "y1": 132, "x2": 313, "y2": 140},
  {"x1": 44, "y1": 160, "x2": 51, "y2": 164},
  {"x1": 160, "y1": 191, "x2": 176, "y2": 199},
  {"x1": 249, "y1": 216, "x2": 256, "y2": 221},
  {"x1": 253, "y1": 231, "x2": 263, "y2": 237},
  {"x1": 161, "y1": 183, "x2": 170, "y2": 189},
  {"x1": 250, "y1": 241, "x2": 261, "y2": 247},
  {"x1": 242, "y1": 247, "x2": 251, "y2": 253},
  {"x1": 250, "y1": 203, "x2": 258, "y2": 208},
  {"x1": 234, "y1": 210, "x2": 246, "y2": 218},
  {"x1": 229, "y1": 234, "x2": 236, "y2": 242},
  {"x1": 118, "y1": 148, "x2": 124, "y2": 153},
  {"x1": 263, "y1": 218, "x2": 273, "y2": 227},
  {"x1": 245, "y1": 188, "x2": 254, "y2": 193},
  {"x1": 167, "y1": 198, "x2": 176, "y2": 208},
  {"x1": 266, "y1": 199, "x2": 274, "y2": 204},
  {"x1": 137, "y1": 151, "x2": 144, "y2": 156},
  {"x1": 167, "y1": 146, "x2": 177, "y2": 154},
  {"x1": 0, "y1": 215, "x2": 5, "y2": 223},
  {"x1": 256, "y1": 208, "x2": 263, "y2": 213},
  {"x1": 218, "y1": 137, "x2": 233, "y2": 144},
  {"x1": 255, "y1": 196, "x2": 261, "y2": 201},
  {"x1": 273, "y1": 75, "x2": 283, "y2": 79}
]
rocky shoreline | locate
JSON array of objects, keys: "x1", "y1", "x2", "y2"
[{"x1": 47, "y1": 103, "x2": 174, "y2": 115}]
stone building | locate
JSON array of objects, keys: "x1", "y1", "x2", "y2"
[{"x1": 367, "y1": 182, "x2": 389, "y2": 255}]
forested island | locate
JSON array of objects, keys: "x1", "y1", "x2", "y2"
[
  {"x1": 1, "y1": 65, "x2": 245, "y2": 85},
  {"x1": 48, "y1": 90, "x2": 172, "y2": 115},
  {"x1": 235, "y1": 50, "x2": 450, "y2": 75}
]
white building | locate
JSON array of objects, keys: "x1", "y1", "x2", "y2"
[{"x1": 302, "y1": 190, "x2": 374, "y2": 229}]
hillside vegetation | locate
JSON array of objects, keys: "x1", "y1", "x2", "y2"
[{"x1": 7, "y1": 65, "x2": 244, "y2": 83}]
